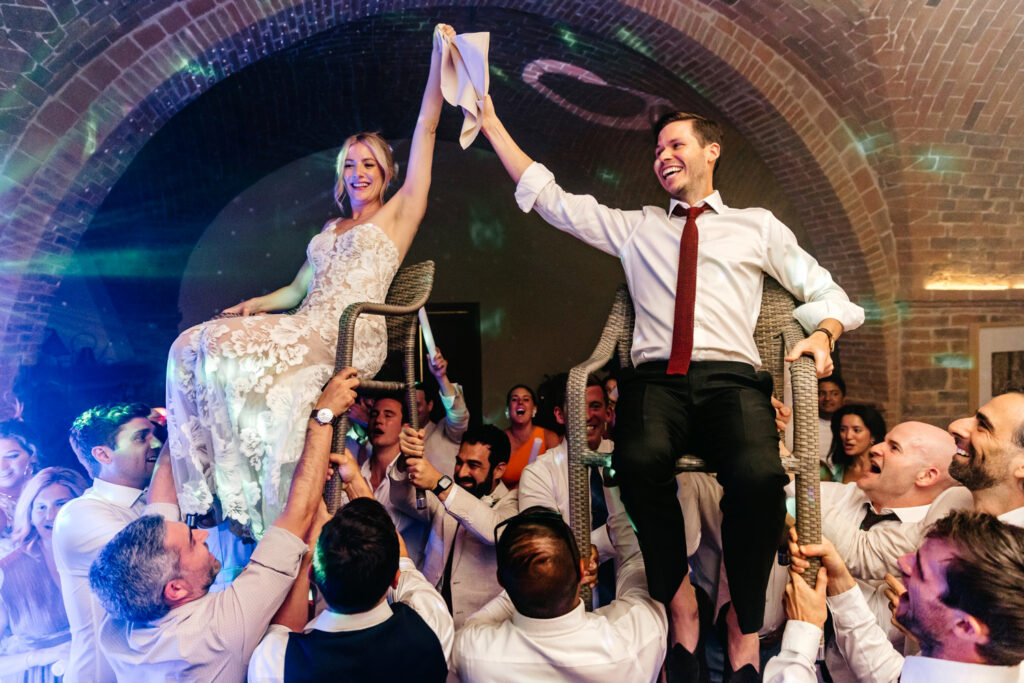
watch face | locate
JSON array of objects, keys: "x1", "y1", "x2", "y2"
[{"x1": 316, "y1": 408, "x2": 334, "y2": 424}]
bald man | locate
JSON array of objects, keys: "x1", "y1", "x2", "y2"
[
  {"x1": 815, "y1": 421, "x2": 958, "y2": 681},
  {"x1": 685, "y1": 421, "x2": 958, "y2": 676}
]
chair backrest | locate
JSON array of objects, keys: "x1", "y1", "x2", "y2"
[{"x1": 382, "y1": 260, "x2": 436, "y2": 355}]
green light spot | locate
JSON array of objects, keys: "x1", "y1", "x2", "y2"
[
  {"x1": 489, "y1": 64, "x2": 509, "y2": 83},
  {"x1": 83, "y1": 114, "x2": 97, "y2": 158},
  {"x1": 932, "y1": 353, "x2": 973, "y2": 370},
  {"x1": 614, "y1": 27, "x2": 654, "y2": 59},
  {"x1": 596, "y1": 168, "x2": 620, "y2": 185},
  {"x1": 559, "y1": 27, "x2": 579, "y2": 49},
  {"x1": 479, "y1": 308, "x2": 505, "y2": 338}
]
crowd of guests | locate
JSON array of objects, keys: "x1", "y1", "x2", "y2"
[{"x1": 0, "y1": 351, "x2": 1022, "y2": 682}]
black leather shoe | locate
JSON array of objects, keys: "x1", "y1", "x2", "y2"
[
  {"x1": 726, "y1": 664, "x2": 761, "y2": 683},
  {"x1": 666, "y1": 643, "x2": 704, "y2": 683}
]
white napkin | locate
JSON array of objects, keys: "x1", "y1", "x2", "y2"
[{"x1": 439, "y1": 31, "x2": 490, "y2": 149}]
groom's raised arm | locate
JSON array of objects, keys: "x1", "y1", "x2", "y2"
[{"x1": 479, "y1": 95, "x2": 534, "y2": 183}]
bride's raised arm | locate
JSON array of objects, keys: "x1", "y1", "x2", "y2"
[{"x1": 379, "y1": 23, "x2": 454, "y2": 259}]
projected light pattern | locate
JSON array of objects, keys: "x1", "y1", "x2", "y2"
[
  {"x1": 468, "y1": 205, "x2": 506, "y2": 251},
  {"x1": 614, "y1": 27, "x2": 655, "y2": 60},
  {"x1": 479, "y1": 308, "x2": 505, "y2": 338},
  {"x1": 932, "y1": 354, "x2": 973, "y2": 370},
  {"x1": 521, "y1": 59, "x2": 672, "y2": 131}
]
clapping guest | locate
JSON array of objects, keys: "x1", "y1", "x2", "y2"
[
  {"x1": 501, "y1": 385, "x2": 559, "y2": 488},
  {"x1": 0, "y1": 468, "x2": 87, "y2": 680},
  {"x1": 0, "y1": 422, "x2": 39, "y2": 544}
]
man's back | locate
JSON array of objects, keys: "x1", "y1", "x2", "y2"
[{"x1": 453, "y1": 498, "x2": 667, "y2": 682}]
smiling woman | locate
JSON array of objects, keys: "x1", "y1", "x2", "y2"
[
  {"x1": 164, "y1": 24, "x2": 457, "y2": 537},
  {"x1": 0, "y1": 467, "x2": 88, "y2": 681},
  {"x1": 0, "y1": 422, "x2": 40, "y2": 543}
]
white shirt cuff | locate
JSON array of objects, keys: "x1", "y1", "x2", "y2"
[
  {"x1": 514, "y1": 162, "x2": 554, "y2": 213},
  {"x1": 780, "y1": 619, "x2": 823, "y2": 661},
  {"x1": 439, "y1": 383, "x2": 462, "y2": 410},
  {"x1": 442, "y1": 484, "x2": 461, "y2": 510}
]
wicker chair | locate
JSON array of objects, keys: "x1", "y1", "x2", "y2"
[
  {"x1": 323, "y1": 260, "x2": 436, "y2": 513},
  {"x1": 565, "y1": 279, "x2": 822, "y2": 608}
]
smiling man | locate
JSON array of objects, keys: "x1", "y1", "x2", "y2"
[
  {"x1": 766, "y1": 511, "x2": 1024, "y2": 682},
  {"x1": 53, "y1": 403, "x2": 171, "y2": 683},
  {"x1": 389, "y1": 424, "x2": 518, "y2": 628},
  {"x1": 479, "y1": 98, "x2": 864, "y2": 678},
  {"x1": 822, "y1": 391, "x2": 1024, "y2": 582}
]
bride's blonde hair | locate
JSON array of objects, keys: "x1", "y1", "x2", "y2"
[{"x1": 333, "y1": 132, "x2": 397, "y2": 213}]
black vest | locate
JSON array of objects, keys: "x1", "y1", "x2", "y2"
[{"x1": 283, "y1": 602, "x2": 447, "y2": 682}]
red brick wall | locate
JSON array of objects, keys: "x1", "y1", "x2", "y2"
[{"x1": 2, "y1": 0, "x2": 1022, "y2": 427}]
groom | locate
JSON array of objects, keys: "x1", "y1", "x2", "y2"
[{"x1": 478, "y1": 99, "x2": 864, "y2": 678}]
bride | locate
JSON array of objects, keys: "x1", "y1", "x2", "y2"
[{"x1": 166, "y1": 24, "x2": 456, "y2": 537}]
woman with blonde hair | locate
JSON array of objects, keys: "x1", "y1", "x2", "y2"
[
  {"x1": 0, "y1": 422, "x2": 39, "y2": 545},
  {"x1": 0, "y1": 467, "x2": 88, "y2": 680},
  {"x1": 166, "y1": 24, "x2": 457, "y2": 537}
]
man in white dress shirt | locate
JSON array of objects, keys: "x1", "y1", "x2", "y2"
[
  {"x1": 478, "y1": 97, "x2": 864, "y2": 677},
  {"x1": 765, "y1": 510, "x2": 1024, "y2": 682},
  {"x1": 518, "y1": 374, "x2": 617, "y2": 568},
  {"x1": 391, "y1": 423, "x2": 517, "y2": 628},
  {"x1": 53, "y1": 402, "x2": 175, "y2": 683},
  {"x1": 823, "y1": 391, "x2": 1024, "y2": 580},
  {"x1": 453, "y1": 497, "x2": 668, "y2": 682},
  {"x1": 359, "y1": 393, "x2": 429, "y2": 566}
]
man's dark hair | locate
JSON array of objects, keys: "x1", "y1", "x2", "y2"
[
  {"x1": 495, "y1": 506, "x2": 581, "y2": 619},
  {"x1": 652, "y1": 111, "x2": 723, "y2": 149},
  {"x1": 313, "y1": 498, "x2": 399, "y2": 614},
  {"x1": 461, "y1": 424, "x2": 511, "y2": 468},
  {"x1": 69, "y1": 403, "x2": 150, "y2": 477},
  {"x1": 925, "y1": 511, "x2": 1024, "y2": 665},
  {"x1": 819, "y1": 375, "x2": 847, "y2": 396},
  {"x1": 89, "y1": 515, "x2": 178, "y2": 623}
]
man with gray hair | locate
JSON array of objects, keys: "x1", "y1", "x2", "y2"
[{"x1": 89, "y1": 369, "x2": 359, "y2": 681}]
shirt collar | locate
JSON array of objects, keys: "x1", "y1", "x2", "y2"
[
  {"x1": 89, "y1": 478, "x2": 146, "y2": 508},
  {"x1": 867, "y1": 501, "x2": 932, "y2": 524},
  {"x1": 305, "y1": 601, "x2": 394, "y2": 633},
  {"x1": 900, "y1": 655, "x2": 1021, "y2": 682},
  {"x1": 511, "y1": 600, "x2": 585, "y2": 635},
  {"x1": 998, "y1": 505, "x2": 1024, "y2": 527},
  {"x1": 668, "y1": 190, "x2": 723, "y2": 217}
]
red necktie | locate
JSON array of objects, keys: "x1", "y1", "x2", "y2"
[{"x1": 667, "y1": 204, "x2": 709, "y2": 375}]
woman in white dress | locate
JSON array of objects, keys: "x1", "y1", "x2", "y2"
[{"x1": 166, "y1": 24, "x2": 456, "y2": 537}]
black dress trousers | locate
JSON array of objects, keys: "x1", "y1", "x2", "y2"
[{"x1": 612, "y1": 359, "x2": 787, "y2": 634}]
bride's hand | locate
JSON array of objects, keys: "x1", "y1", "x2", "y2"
[
  {"x1": 222, "y1": 298, "x2": 260, "y2": 316},
  {"x1": 434, "y1": 23, "x2": 455, "y2": 52}
]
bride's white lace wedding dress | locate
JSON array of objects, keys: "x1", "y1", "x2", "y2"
[{"x1": 165, "y1": 223, "x2": 399, "y2": 536}]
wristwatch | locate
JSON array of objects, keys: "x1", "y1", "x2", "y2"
[
  {"x1": 433, "y1": 475, "x2": 454, "y2": 497},
  {"x1": 310, "y1": 407, "x2": 335, "y2": 426}
]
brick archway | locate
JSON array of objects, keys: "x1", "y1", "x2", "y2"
[{"x1": 0, "y1": 0, "x2": 898, "y2": 416}]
